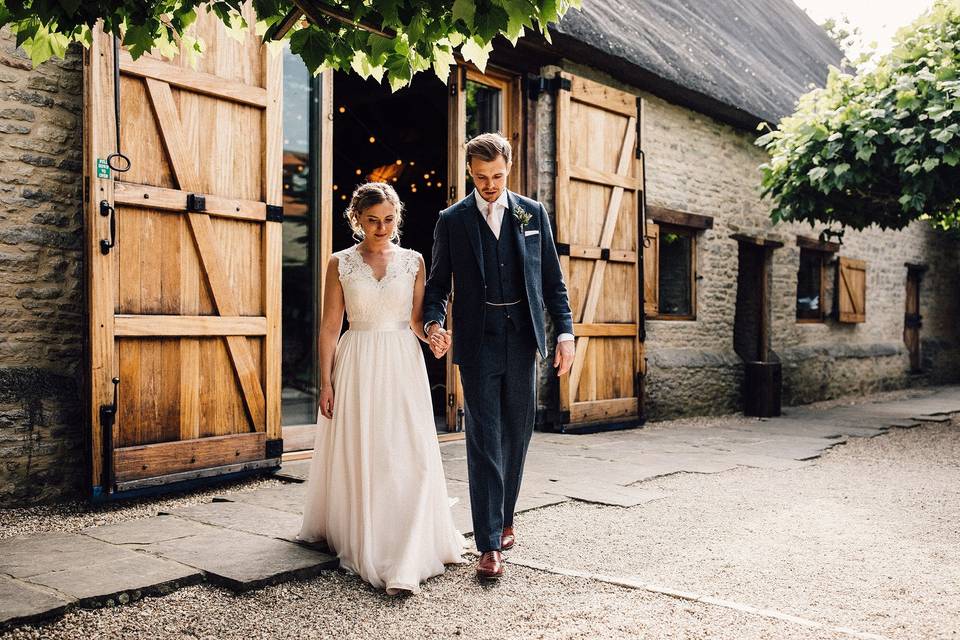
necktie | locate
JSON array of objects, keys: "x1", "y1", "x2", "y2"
[{"x1": 486, "y1": 200, "x2": 501, "y2": 239}]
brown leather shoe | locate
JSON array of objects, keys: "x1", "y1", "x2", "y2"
[
  {"x1": 500, "y1": 526, "x2": 515, "y2": 551},
  {"x1": 476, "y1": 550, "x2": 504, "y2": 579}
]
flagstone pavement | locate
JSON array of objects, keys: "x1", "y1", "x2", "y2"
[{"x1": 2, "y1": 386, "x2": 959, "y2": 632}]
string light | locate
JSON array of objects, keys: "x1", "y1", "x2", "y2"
[
  {"x1": 368, "y1": 136, "x2": 376, "y2": 144},
  {"x1": 409, "y1": 161, "x2": 415, "y2": 166},
  {"x1": 355, "y1": 169, "x2": 362, "y2": 175},
  {"x1": 333, "y1": 184, "x2": 338, "y2": 191},
  {"x1": 395, "y1": 159, "x2": 402, "y2": 165},
  {"x1": 426, "y1": 181, "x2": 432, "y2": 186},
  {"x1": 430, "y1": 170, "x2": 436, "y2": 175},
  {"x1": 338, "y1": 106, "x2": 346, "y2": 113},
  {"x1": 423, "y1": 173, "x2": 429, "y2": 180},
  {"x1": 341, "y1": 194, "x2": 347, "y2": 200}
]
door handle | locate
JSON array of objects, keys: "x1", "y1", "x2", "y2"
[{"x1": 99, "y1": 200, "x2": 116, "y2": 255}]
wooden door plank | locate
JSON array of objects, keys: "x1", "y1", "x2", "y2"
[
  {"x1": 85, "y1": 28, "x2": 120, "y2": 491},
  {"x1": 114, "y1": 432, "x2": 266, "y2": 482},
  {"x1": 146, "y1": 76, "x2": 266, "y2": 431},
  {"x1": 120, "y1": 51, "x2": 268, "y2": 107},
  {"x1": 115, "y1": 315, "x2": 267, "y2": 336},
  {"x1": 569, "y1": 164, "x2": 642, "y2": 190},
  {"x1": 114, "y1": 182, "x2": 267, "y2": 221},
  {"x1": 573, "y1": 323, "x2": 638, "y2": 337},
  {"x1": 554, "y1": 72, "x2": 573, "y2": 414},
  {"x1": 569, "y1": 397, "x2": 639, "y2": 423},
  {"x1": 568, "y1": 116, "x2": 637, "y2": 399},
  {"x1": 569, "y1": 75, "x2": 636, "y2": 117},
  {"x1": 263, "y1": 42, "x2": 283, "y2": 441}
]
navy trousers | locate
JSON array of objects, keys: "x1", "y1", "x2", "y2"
[{"x1": 458, "y1": 317, "x2": 538, "y2": 553}]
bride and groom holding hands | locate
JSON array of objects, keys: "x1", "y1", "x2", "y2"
[{"x1": 296, "y1": 132, "x2": 575, "y2": 595}]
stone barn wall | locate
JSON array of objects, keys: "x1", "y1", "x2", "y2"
[{"x1": 0, "y1": 31, "x2": 86, "y2": 505}]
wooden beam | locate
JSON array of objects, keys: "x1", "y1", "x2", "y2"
[
  {"x1": 796, "y1": 235, "x2": 840, "y2": 253},
  {"x1": 564, "y1": 244, "x2": 637, "y2": 263},
  {"x1": 730, "y1": 233, "x2": 784, "y2": 249},
  {"x1": 114, "y1": 432, "x2": 266, "y2": 482},
  {"x1": 569, "y1": 75, "x2": 636, "y2": 117},
  {"x1": 573, "y1": 323, "x2": 638, "y2": 337},
  {"x1": 263, "y1": 37, "x2": 284, "y2": 443},
  {"x1": 569, "y1": 398, "x2": 639, "y2": 424},
  {"x1": 121, "y1": 51, "x2": 267, "y2": 107},
  {"x1": 647, "y1": 205, "x2": 714, "y2": 230},
  {"x1": 569, "y1": 164, "x2": 642, "y2": 191},
  {"x1": 114, "y1": 182, "x2": 267, "y2": 222},
  {"x1": 115, "y1": 315, "x2": 267, "y2": 336}
]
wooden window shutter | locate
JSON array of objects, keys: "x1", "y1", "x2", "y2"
[
  {"x1": 643, "y1": 222, "x2": 659, "y2": 315},
  {"x1": 837, "y1": 256, "x2": 866, "y2": 323}
]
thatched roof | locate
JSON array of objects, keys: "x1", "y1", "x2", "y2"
[{"x1": 549, "y1": 0, "x2": 843, "y2": 127}]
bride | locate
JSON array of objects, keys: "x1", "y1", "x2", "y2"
[{"x1": 296, "y1": 182, "x2": 466, "y2": 595}]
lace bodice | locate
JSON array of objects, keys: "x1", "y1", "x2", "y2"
[{"x1": 335, "y1": 244, "x2": 421, "y2": 325}]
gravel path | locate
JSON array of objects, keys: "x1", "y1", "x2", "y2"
[
  {"x1": 510, "y1": 420, "x2": 960, "y2": 640},
  {"x1": 3, "y1": 562, "x2": 855, "y2": 640}
]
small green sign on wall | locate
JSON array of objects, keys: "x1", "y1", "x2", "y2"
[{"x1": 96, "y1": 158, "x2": 110, "y2": 179}]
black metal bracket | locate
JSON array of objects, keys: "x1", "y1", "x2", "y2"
[
  {"x1": 556, "y1": 242, "x2": 570, "y2": 256},
  {"x1": 265, "y1": 438, "x2": 283, "y2": 459},
  {"x1": 99, "y1": 200, "x2": 116, "y2": 255},
  {"x1": 636, "y1": 97, "x2": 644, "y2": 158},
  {"x1": 527, "y1": 74, "x2": 571, "y2": 101},
  {"x1": 600, "y1": 248, "x2": 610, "y2": 261},
  {"x1": 186, "y1": 193, "x2": 206, "y2": 212},
  {"x1": 266, "y1": 204, "x2": 284, "y2": 223},
  {"x1": 99, "y1": 376, "x2": 120, "y2": 492}
]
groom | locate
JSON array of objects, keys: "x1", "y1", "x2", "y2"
[{"x1": 423, "y1": 133, "x2": 574, "y2": 580}]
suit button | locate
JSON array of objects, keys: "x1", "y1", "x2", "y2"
[{"x1": 500, "y1": 263, "x2": 504, "y2": 267}]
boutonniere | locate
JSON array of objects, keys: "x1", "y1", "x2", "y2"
[{"x1": 513, "y1": 204, "x2": 532, "y2": 228}]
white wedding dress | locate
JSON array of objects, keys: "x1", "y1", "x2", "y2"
[{"x1": 297, "y1": 244, "x2": 465, "y2": 594}]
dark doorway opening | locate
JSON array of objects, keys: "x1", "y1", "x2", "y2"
[
  {"x1": 733, "y1": 239, "x2": 781, "y2": 417},
  {"x1": 332, "y1": 70, "x2": 449, "y2": 431}
]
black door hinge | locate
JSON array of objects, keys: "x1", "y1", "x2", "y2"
[
  {"x1": 266, "y1": 204, "x2": 283, "y2": 223},
  {"x1": 527, "y1": 74, "x2": 571, "y2": 101},
  {"x1": 186, "y1": 193, "x2": 206, "y2": 212},
  {"x1": 100, "y1": 376, "x2": 120, "y2": 491}
]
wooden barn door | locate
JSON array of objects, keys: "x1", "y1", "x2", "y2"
[
  {"x1": 554, "y1": 72, "x2": 644, "y2": 429},
  {"x1": 83, "y1": 9, "x2": 283, "y2": 496}
]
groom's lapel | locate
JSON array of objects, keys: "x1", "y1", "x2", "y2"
[
  {"x1": 507, "y1": 191, "x2": 529, "y2": 286},
  {"x1": 460, "y1": 196, "x2": 485, "y2": 280}
]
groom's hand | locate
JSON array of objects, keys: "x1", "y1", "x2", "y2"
[
  {"x1": 554, "y1": 340, "x2": 574, "y2": 376},
  {"x1": 427, "y1": 325, "x2": 451, "y2": 359}
]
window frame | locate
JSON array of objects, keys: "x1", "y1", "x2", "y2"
[
  {"x1": 795, "y1": 247, "x2": 827, "y2": 323},
  {"x1": 651, "y1": 222, "x2": 698, "y2": 321}
]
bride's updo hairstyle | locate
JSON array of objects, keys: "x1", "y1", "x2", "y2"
[{"x1": 344, "y1": 182, "x2": 404, "y2": 242}]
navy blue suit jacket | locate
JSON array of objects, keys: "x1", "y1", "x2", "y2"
[{"x1": 423, "y1": 191, "x2": 574, "y2": 365}]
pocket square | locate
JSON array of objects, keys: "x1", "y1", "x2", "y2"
[{"x1": 524, "y1": 230, "x2": 540, "y2": 237}]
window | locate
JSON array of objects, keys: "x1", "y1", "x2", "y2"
[
  {"x1": 658, "y1": 226, "x2": 695, "y2": 317},
  {"x1": 642, "y1": 207, "x2": 712, "y2": 320},
  {"x1": 796, "y1": 248, "x2": 825, "y2": 321}
]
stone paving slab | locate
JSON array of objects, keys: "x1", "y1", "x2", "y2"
[
  {"x1": 81, "y1": 514, "x2": 215, "y2": 546},
  {"x1": 217, "y1": 483, "x2": 308, "y2": 514},
  {"x1": 25, "y1": 553, "x2": 201, "y2": 605},
  {"x1": 126, "y1": 525, "x2": 337, "y2": 592},
  {"x1": 272, "y1": 460, "x2": 310, "y2": 482},
  {"x1": 162, "y1": 501, "x2": 305, "y2": 544},
  {"x1": 0, "y1": 530, "x2": 201, "y2": 614},
  {"x1": 82, "y1": 514, "x2": 336, "y2": 592},
  {"x1": 0, "y1": 575, "x2": 72, "y2": 632}
]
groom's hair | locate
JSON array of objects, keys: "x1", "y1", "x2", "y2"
[{"x1": 466, "y1": 132, "x2": 512, "y2": 166}]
